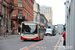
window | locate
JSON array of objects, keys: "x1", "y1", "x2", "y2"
[
  {"x1": 43, "y1": 8, "x2": 45, "y2": 9},
  {"x1": 46, "y1": 8, "x2": 47, "y2": 14},
  {"x1": 18, "y1": 0, "x2": 22, "y2": 7},
  {"x1": 41, "y1": 10, "x2": 42, "y2": 13},
  {"x1": 2, "y1": 6, "x2": 5, "y2": 14},
  {"x1": 49, "y1": 14, "x2": 51, "y2": 19},
  {"x1": 48, "y1": 8, "x2": 49, "y2": 14},
  {"x1": 67, "y1": 1, "x2": 69, "y2": 3},
  {"x1": 40, "y1": 8, "x2": 43, "y2": 9},
  {"x1": 42, "y1": 10, "x2": 44, "y2": 14},
  {"x1": 42, "y1": 10, "x2": 45, "y2": 15},
  {"x1": 44, "y1": 10, "x2": 45, "y2": 14},
  {"x1": 40, "y1": 7, "x2": 45, "y2": 9},
  {"x1": 36, "y1": 15, "x2": 37, "y2": 22},
  {"x1": 18, "y1": 10, "x2": 22, "y2": 19},
  {"x1": 44, "y1": 20, "x2": 46, "y2": 23},
  {"x1": 49, "y1": 19, "x2": 51, "y2": 23}
]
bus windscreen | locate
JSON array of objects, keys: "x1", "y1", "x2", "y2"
[{"x1": 21, "y1": 23, "x2": 37, "y2": 34}]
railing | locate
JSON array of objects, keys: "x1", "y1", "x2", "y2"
[{"x1": 17, "y1": 16, "x2": 22, "y2": 19}]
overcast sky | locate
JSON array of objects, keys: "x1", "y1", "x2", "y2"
[{"x1": 35, "y1": 0, "x2": 66, "y2": 25}]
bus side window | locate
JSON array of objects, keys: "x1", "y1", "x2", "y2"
[{"x1": 33, "y1": 25, "x2": 37, "y2": 33}]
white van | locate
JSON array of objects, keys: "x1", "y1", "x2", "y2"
[{"x1": 45, "y1": 28, "x2": 52, "y2": 36}]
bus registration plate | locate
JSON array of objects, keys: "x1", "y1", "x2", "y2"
[{"x1": 27, "y1": 39, "x2": 31, "y2": 40}]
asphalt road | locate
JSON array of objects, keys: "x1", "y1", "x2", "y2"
[{"x1": 0, "y1": 35, "x2": 61, "y2": 50}]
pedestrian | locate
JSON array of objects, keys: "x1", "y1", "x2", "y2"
[
  {"x1": 6, "y1": 29, "x2": 8, "y2": 37},
  {"x1": 9, "y1": 29, "x2": 12, "y2": 35},
  {"x1": 62, "y1": 27, "x2": 66, "y2": 47},
  {"x1": 18, "y1": 25, "x2": 21, "y2": 35},
  {"x1": 52, "y1": 29, "x2": 54, "y2": 36}
]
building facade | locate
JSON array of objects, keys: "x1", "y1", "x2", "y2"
[
  {"x1": 40, "y1": 6, "x2": 53, "y2": 25},
  {"x1": 11, "y1": 0, "x2": 34, "y2": 34},
  {"x1": 33, "y1": 0, "x2": 40, "y2": 22},
  {"x1": 40, "y1": 14, "x2": 48, "y2": 28},
  {"x1": 0, "y1": 0, "x2": 14, "y2": 36}
]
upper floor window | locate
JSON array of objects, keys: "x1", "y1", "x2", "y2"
[
  {"x1": 44, "y1": 10, "x2": 45, "y2": 14},
  {"x1": 43, "y1": 10, "x2": 45, "y2": 14},
  {"x1": 41, "y1": 10, "x2": 42, "y2": 14},
  {"x1": 49, "y1": 14, "x2": 51, "y2": 19},
  {"x1": 2, "y1": 5, "x2": 5, "y2": 14},
  {"x1": 42, "y1": 10, "x2": 44, "y2": 14},
  {"x1": 46, "y1": 8, "x2": 47, "y2": 14},
  {"x1": 40, "y1": 7, "x2": 45, "y2": 9},
  {"x1": 18, "y1": 10, "x2": 22, "y2": 19},
  {"x1": 18, "y1": 0, "x2": 22, "y2": 7},
  {"x1": 48, "y1": 8, "x2": 49, "y2": 14}
]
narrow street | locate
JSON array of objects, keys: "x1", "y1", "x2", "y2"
[{"x1": 0, "y1": 35, "x2": 61, "y2": 50}]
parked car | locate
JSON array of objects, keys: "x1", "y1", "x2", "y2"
[{"x1": 45, "y1": 28, "x2": 52, "y2": 36}]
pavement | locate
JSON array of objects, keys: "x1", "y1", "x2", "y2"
[
  {"x1": 0, "y1": 34, "x2": 20, "y2": 40},
  {"x1": 57, "y1": 36, "x2": 66, "y2": 50}
]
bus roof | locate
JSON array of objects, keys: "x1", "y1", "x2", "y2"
[
  {"x1": 22, "y1": 21, "x2": 45, "y2": 26},
  {"x1": 22, "y1": 21, "x2": 38, "y2": 24}
]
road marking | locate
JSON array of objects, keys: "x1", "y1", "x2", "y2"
[
  {"x1": 54, "y1": 36, "x2": 62, "y2": 50},
  {"x1": 41, "y1": 47, "x2": 43, "y2": 48},
  {"x1": 39, "y1": 49, "x2": 41, "y2": 50},
  {"x1": 20, "y1": 46, "x2": 27, "y2": 50},
  {"x1": 35, "y1": 46, "x2": 39, "y2": 48},
  {"x1": 45, "y1": 47, "x2": 46, "y2": 48},
  {"x1": 20, "y1": 37, "x2": 50, "y2": 50}
]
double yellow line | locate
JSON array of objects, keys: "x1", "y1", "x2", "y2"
[{"x1": 54, "y1": 36, "x2": 62, "y2": 50}]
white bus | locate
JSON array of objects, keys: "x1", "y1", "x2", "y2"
[{"x1": 20, "y1": 21, "x2": 46, "y2": 40}]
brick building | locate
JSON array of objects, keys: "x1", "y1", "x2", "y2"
[
  {"x1": 0, "y1": 0, "x2": 14, "y2": 36},
  {"x1": 11, "y1": 0, "x2": 34, "y2": 34}
]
